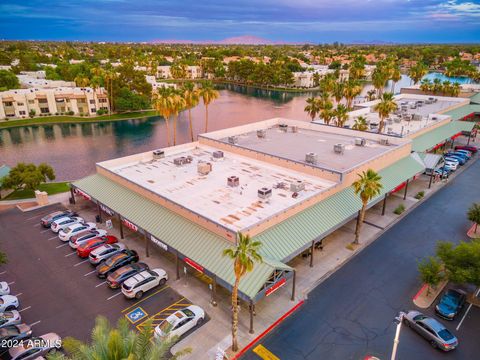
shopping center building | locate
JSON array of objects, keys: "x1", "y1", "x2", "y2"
[{"x1": 72, "y1": 93, "x2": 477, "y2": 324}]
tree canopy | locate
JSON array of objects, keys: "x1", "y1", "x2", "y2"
[{"x1": 2, "y1": 163, "x2": 56, "y2": 191}]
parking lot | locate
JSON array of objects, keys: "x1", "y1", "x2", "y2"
[{"x1": 0, "y1": 204, "x2": 201, "y2": 343}]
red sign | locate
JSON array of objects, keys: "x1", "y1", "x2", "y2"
[
  {"x1": 431, "y1": 142, "x2": 445, "y2": 151},
  {"x1": 184, "y1": 258, "x2": 204, "y2": 273},
  {"x1": 451, "y1": 132, "x2": 462, "y2": 140},
  {"x1": 413, "y1": 173, "x2": 420, "y2": 181},
  {"x1": 391, "y1": 182, "x2": 406, "y2": 194},
  {"x1": 122, "y1": 219, "x2": 138, "y2": 232},
  {"x1": 74, "y1": 188, "x2": 91, "y2": 200},
  {"x1": 266, "y1": 278, "x2": 286, "y2": 297}
]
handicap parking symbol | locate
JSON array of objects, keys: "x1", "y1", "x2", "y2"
[{"x1": 125, "y1": 307, "x2": 147, "y2": 324}]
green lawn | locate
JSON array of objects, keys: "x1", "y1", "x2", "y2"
[
  {"x1": 2, "y1": 182, "x2": 71, "y2": 200},
  {"x1": 0, "y1": 110, "x2": 159, "y2": 129}
]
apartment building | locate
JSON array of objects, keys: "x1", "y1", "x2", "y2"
[
  {"x1": 0, "y1": 87, "x2": 110, "y2": 119},
  {"x1": 156, "y1": 65, "x2": 203, "y2": 79}
]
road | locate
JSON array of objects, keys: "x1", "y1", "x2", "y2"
[{"x1": 244, "y1": 158, "x2": 480, "y2": 360}]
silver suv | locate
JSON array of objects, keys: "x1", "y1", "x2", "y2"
[{"x1": 121, "y1": 269, "x2": 167, "y2": 299}]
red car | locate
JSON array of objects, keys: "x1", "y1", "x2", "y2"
[
  {"x1": 455, "y1": 145, "x2": 477, "y2": 154},
  {"x1": 76, "y1": 235, "x2": 118, "y2": 258}
]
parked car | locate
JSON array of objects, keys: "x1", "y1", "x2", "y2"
[
  {"x1": 403, "y1": 310, "x2": 458, "y2": 351},
  {"x1": 0, "y1": 282, "x2": 10, "y2": 296},
  {"x1": 50, "y1": 217, "x2": 84, "y2": 233},
  {"x1": 0, "y1": 324, "x2": 32, "y2": 342},
  {"x1": 434, "y1": 167, "x2": 450, "y2": 178},
  {"x1": 0, "y1": 311, "x2": 21, "y2": 328},
  {"x1": 444, "y1": 161, "x2": 458, "y2": 171},
  {"x1": 444, "y1": 155, "x2": 465, "y2": 165},
  {"x1": 76, "y1": 236, "x2": 119, "y2": 258},
  {"x1": 89, "y1": 243, "x2": 126, "y2": 264},
  {"x1": 121, "y1": 268, "x2": 168, "y2": 299},
  {"x1": 446, "y1": 152, "x2": 469, "y2": 162},
  {"x1": 154, "y1": 305, "x2": 205, "y2": 340},
  {"x1": 58, "y1": 222, "x2": 97, "y2": 242},
  {"x1": 69, "y1": 229, "x2": 108, "y2": 249},
  {"x1": 40, "y1": 210, "x2": 77, "y2": 228},
  {"x1": 435, "y1": 288, "x2": 466, "y2": 320},
  {"x1": 7, "y1": 333, "x2": 62, "y2": 360},
  {"x1": 453, "y1": 150, "x2": 472, "y2": 158},
  {"x1": 96, "y1": 250, "x2": 139, "y2": 278},
  {"x1": 107, "y1": 262, "x2": 149, "y2": 289},
  {"x1": 455, "y1": 145, "x2": 477, "y2": 154},
  {"x1": 0, "y1": 296, "x2": 19, "y2": 312}
]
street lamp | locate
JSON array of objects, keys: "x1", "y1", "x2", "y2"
[{"x1": 391, "y1": 311, "x2": 407, "y2": 360}]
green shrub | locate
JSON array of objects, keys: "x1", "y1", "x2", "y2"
[
  {"x1": 394, "y1": 204, "x2": 406, "y2": 215},
  {"x1": 414, "y1": 191, "x2": 425, "y2": 200},
  {"x1": 67, "y1": 111, "x2": 74, "y2": 115}
]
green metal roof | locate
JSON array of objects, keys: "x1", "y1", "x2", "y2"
[
  {"x1": 469, "y1": 93, "x2": 480, "y2": 105},
  {"x1": 73, "y1": 174, "x2": 292, "y2": 300},
  {"x1": 411, "y1": 121, "x2": 476, "y2": 153},
  {"x1": 253, "y1": 155, "x2": 425, "y2": 262},
  {"x1": 444, "y1": 104, "x2": 480, "y2": 120}
]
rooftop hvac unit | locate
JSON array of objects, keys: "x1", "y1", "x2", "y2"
[
  {"x1": 197, "y1": 162, "x2": 212, "y2": 175},
  {"x1": 291, "y1": 125, "x2": 298, "y2": 133},
  {"x1": 227, "y1": 175, "x2": 239, "y2": 187},
  {"x1": 387, "y1": 127, "x2": 394, "y2": 134},
  {"x1": 228, "y1": 136, "x2": 238, "y2": 144},
  {"x1": 152, "y1": 149, "x2": 165, "y2": 159},
  {"x1": 279, "y1": 123, "x2": 288, "y2": 132},
  {"x1": 379, "y1": 138, "x2": 389, "y2": 146},
  {"x1": 174, "y1": 156, "x2": 191, "y2": 166},
  {"x1": 355, "y1": 138, "x2": 366, "y2": 146},
  {"x1": 290, "y1": 180, "x2": 305, "y2": 192},
  {"x1": 258, "y1": 187, "x2": 272, "y2": 200},
  {"x1": 305, "y1": 152, "x2": 318, "y2": 164},
  {"x1": 212, "y1": 150, "x2": 224, "y2": 159},
  {"x1": 333, "y1": 143, "x2": 345, "y2": 154},
  {"x1": 257, "y1": 129, "x2": 266, "y2": 138}
]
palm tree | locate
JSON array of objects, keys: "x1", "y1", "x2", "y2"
[
  {"x1": 304, "y1": 97, "x2": 321, "y2": 121},
  {"x1": 352, "y1": 116, "x2": 368, "y2": 131},
  {"x1": 390, "y1": 65, "x2": 402, "y2": 93},
  {"x1": 451, "y1": 82, "x2": 461, "y2": 97},
  {"x1": 332, "y1": 81, "x2": 345, "y2": 104},
  {"x1": 47, "y1": 316, "x2": 191, "y2": 360},
  {"x1": 222, "y1": 233, "x2": 263, "y2": 352},
  {"x1": 372, "y1": 68, "x2": 389, "y2": 97},
  {"x1": 374, "y1": 92, "x2": 398, "y2": 133},
  {"x1": 170, "y1": 92, "x2": 186, "y2": 146},
  {"x1": 153, "y1": 86, "x2": 174, "y2": 146},
  {"x1": 319, "y1": 97, "x2": 334, "y2": 125},
  {"x1": 182, "y1": 82, "x2": 200, "y2": 142},
  {"x1": 467, "y1": 203, "x2": 480, "y2": 233},
  {"x1": 74, "y1": 76, "x2": 90, "y2": 88},
  {"x1": 343, "y1": 80, "x2": 362, "y2": 109},
  {"x1": 420, "y1": 79, "x2": 432, "y2": 93},
  {"x1": 199, "y1": 81, "x2": 220, "y2": 133},
  {"x1": 334, "y1": 104, "x2": 349, "y2": 127},
  {"x1": 353, "y1": 169, "x2": 383, "y2": 244},
  {"x1": 366, "y1": 89, "x2": 376, "y2": 102},
  {"x1": 408, "y1": 62, "x2": 428, "y2": 85}
]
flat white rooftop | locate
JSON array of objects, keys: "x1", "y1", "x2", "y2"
[{"x1": 99, "y1": 143, "x2": 336, "y2": 233}]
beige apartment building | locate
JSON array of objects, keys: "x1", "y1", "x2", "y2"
[{"x1": 0, "y1": 87, "x2": 110, "y2": 119}]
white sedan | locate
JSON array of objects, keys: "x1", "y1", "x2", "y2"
[
  {"x1": 59, "y1": 222, "x2": 97, "y2": 242},
  {"x1": 154, "y1": 305, "x2": 204, "y2": 340},
  {"x1": 0, "y1": 282, "x2": 10, "y2": 296},
  {"x1": 0, "y1": 295, "x2": 19, "y2": 312},
  {"x1": 50, "y1": 216, "x2": 84, "y2": 233}
]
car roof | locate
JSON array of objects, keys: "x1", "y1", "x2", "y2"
[
  {"x1": 421, "y1": 317, "x2": 444, "y2": 332},
  {"x1": 124, "y1": 270, "x2": 153, "y2": 285}
]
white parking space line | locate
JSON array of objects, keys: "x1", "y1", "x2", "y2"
[
  {"x1": 33, "y1": 224, "x2": 41, "y2": 227},
  {"x1": 7, "y1": 281, "x2": 15, "y2": 285},
  {"x1": 19, "y1": 306, "x2": 31, "y2": 313},
  {"x1": 74, "y1": 259, "x2": 89, "y2": 267},
  {"x1": 29, "y1": 320, "x2": 41, "y2": 327},
  {"x1": 84, "y1": 270, "x2": 96, "y2": 277},
  {"x1": 96, "y1": 281, "x2": 107, "y2": 288},
  {"x1": 65, "y1": 252, "x2": 77, "y2": 257},
  {"x1": 107, "y1": 291, "x2": 122, "y2": 301},
  {"x1": 456, "y1": 288, "x2": 480, "y2": 331},
  {"x1": 40, "y1": 229, "x2": 51, "y2": 234},
  {"x1": 14, "y1": 293, "x2": 23, "y2": 297},
  {"x1": 48, "y1": 236, "x2": 58, "y2": 241},
  {"x1": 0, "y1": 271, "x2": 7, "y2": 275},
  {"x1": 56, "y1": 243, "x2": 69, "y2": 249},
  {"x1": 26, "y1": 214, "x2": 47, "y2": 220}
]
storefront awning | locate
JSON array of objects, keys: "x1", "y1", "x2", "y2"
[{"x1": 412, "y1": 121, "x2": 476, "y2": 153}]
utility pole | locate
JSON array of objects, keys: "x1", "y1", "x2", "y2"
[{"x1": 391, "y1": 311, "x2": 406, "y2": 360}]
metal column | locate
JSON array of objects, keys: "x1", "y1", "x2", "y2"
[
  {"x1": 175, "y1": 251, "x2": 180, "y2": 280},
  {"x1": 144, "y1": 233, "x2": 150, "y2": 258},
  {"x1": 309, "y1": 241, "x2": 314, "y2": 268},
  {"x1": 70, "y1": 188, "x2": 76, "y2": 204},
  {"x1": 403, "y1": 179, "x2": 409, "y2": 200},
  {"x1": 96, "y1": 203, "x2": 102, "y2": 223},
  {"x1": 382, "y1": 194, "x2": 388, "y2": 216},
  {"x1": 211, "y1": 276, "x2": 217, "y2": 306},
  {"x1": 118, "y1": 215, "x2": 124, "y2": 239},
  {"x1": 291, "y1": 270, "x2": 296, "y2": 301},
  {"x1": 249, "y1": 300, "x2": 255, "y2": 334}
]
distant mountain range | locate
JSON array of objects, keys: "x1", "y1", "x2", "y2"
[{"x1": 151, "y1": 35, "x2": 296, "y2": 45}]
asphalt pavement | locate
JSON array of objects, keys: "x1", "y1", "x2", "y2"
[{"x1": 244, "y1": 157, "x2": 480, "y2": 360}]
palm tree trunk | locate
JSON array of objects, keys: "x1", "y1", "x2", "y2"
[
  {"x1": 173, "y1": 115, "x2": 178, "y2": 146},
  {"x1": 188, "y1": 109, "x2": 194, "y2": 142},
  {"x1": 378, "y1": 116, "x2": 385, "y2": 133},
  {"x1": 231, "y1": 277, "x2": 240, "y2": 352},
  {"x1": 165, "y1": 117, "x2": 171, "y2": 147},
  {"x1": 204, "y1": 104, "x2": 209, "y2": 133},
  {"x1": 354, "y1": 203, "x2": 367, "y2": 244}
]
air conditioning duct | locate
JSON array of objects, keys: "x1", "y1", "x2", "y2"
[
  {"x1": 257, "y1": 129, "x2": 266, "y2": 138},
  {"x1": 227, "y1": 175, "x2": 239, "y2": 187},
  {"x1": 228, "y1": 136, "x2": 238, "y2": 144},
  {"x1": 213, "y1": 150, "x2": 224, "y2": 159},
  {"x1": 279, "y1": 123, "x2": 288, "y2": 132},
  {"x1": 355, "y1": 138, "x2": 366, "y2": 146},
  {"x1": 290, "y1": 180, "x2": 305, "y2": 192},
  {"x1": 258, "y1": 187, "x2": 272, "y2": 199},
  {"x1": 197, "y1": 162, "x2": 212, "y2": 175},
  {"x1": 305, "y1": 152, "x2": 318, "y2": 164},
  {"x1": 291, "y1": 126, "x2": 298, "y2": 133},
  {"x1": 152, "y1": 149, "x2": 165, "y2": 159},
  {"x1": 379, "y1": 138, "x2": 389, "y2": 146},
  {"x1": 333, "y1": 143, "x2": 345, "y2": 154}
]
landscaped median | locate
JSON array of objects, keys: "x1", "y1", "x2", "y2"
[
  {"x1": 0, "y1": 110, "x2": 158, "y2": 129},
  {"x1": 1, "y1": 181, "x2": 70, "y2": 200}
]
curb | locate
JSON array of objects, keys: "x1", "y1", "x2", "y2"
[
  {"x1": 302, "y1": 154, "x2": 479, "y2": 297},
  {"x1": 233, "y1": 300, "x2": 304, "y2": 359}
]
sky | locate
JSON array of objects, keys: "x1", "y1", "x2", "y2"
[{"x1": 0, "y1": 0, "x2": 479, "y2": 43}]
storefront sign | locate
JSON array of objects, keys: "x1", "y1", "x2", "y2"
[
  {"x1": 391, "y1": 182, "x2": 406, "y2": 194},
  {"x1": 74, "y1": 188, "x2": 91, "y2": 200},
  {"x1": 100, "y1": 204, "x2": 115, "y2": 216},
  {"x1": 184, "y1": 257, "x2": 204, "y2": 273},
  {"x1": 451, "y1": 132, "x2": 462, "y2": 140},
  {"x1": 265, "y1": 278, "x2": 286, "y2": 297},
  {"x1": 105, "y1": 219, "x2": 113, "y2": 230},
  {"x1": 122, "y1": 219, "x2": 138, "y2": 232},
  {"x1": 150, "y1": 235, "x2": 168, "y2": 251}
]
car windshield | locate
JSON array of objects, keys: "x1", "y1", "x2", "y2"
[
  {"x1": 182, "y1": 309, "x2": 195, "y2": 317},
  {"x1": 438, "y1": 329, "x2": 455, "y2": 341},
  {"x1": 106, "y1": 254, "x2": 123, "y2": 265},
  {"x1": 158, "y1": 319, "x2": 174, "y2": 334},
  {"x1": 413, "y1": 314, "x2": 427, "y2": 321},
  {"x1": 64, "y1": 226, "x2": 73, "y2": 233}
]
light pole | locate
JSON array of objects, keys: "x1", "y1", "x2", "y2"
[{"x1": 391, "y1": 311, "x2": 407, "y2": 360}]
